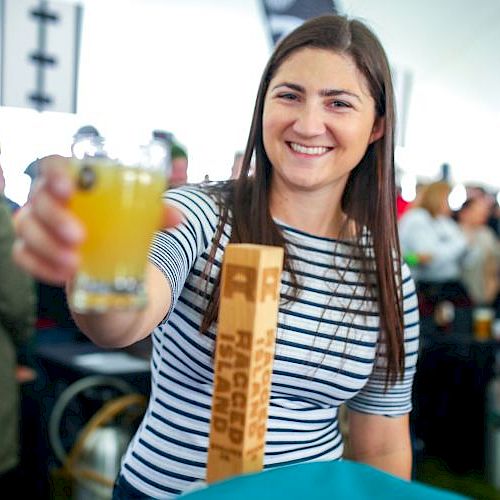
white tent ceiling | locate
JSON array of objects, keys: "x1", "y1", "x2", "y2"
[
  {"x1": 340, "y1": 0, "x2": 500, "y2": 186},
  {"x1": 1, "y1": 0, "x2": 499, "y2": 205}
]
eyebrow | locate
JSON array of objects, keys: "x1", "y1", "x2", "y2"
[{"x1": 271, "y1": 82, "x2": 361, "y2": 102}]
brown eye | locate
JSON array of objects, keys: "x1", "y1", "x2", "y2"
[
  {"x1": 331, "y1": 100, "x2": 351, "y2": 108},
  {"x1": 278, "y1": 92, "x2": 298, "y2": 101},
  {"x1": 77, "y1": 164, "x2": 97, "y2": 190}
]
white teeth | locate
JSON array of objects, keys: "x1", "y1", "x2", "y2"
[{"x1": 289, "y1": 142, "x2": 330, "y2": 155}]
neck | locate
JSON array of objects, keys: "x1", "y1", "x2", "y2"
[{"x1": 270, "y1": 184, "x2": 349, "y2": 239}]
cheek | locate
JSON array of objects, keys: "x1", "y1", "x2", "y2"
[
  {"x1": 345, "y1": 111, "x2": 377, "y2": 137},
  {"x1": 262, "y1": 99, "x2": 290, "y2": 137},
  {"x1": 340, "y1": 121, "x2": 375, "y2": 153},
  {"x1": 262, "y1": 112, "x2": 280, "y2": 157}
]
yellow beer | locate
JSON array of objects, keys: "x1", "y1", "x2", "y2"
[
  {"x1": 68, "y1": 158, "x2": 166, "y2": 311},
  {"x1": 473, "y1": 307, "x2": 493, "y2": 341}
]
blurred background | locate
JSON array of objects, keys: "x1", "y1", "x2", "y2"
[{"x1": 1, "y1": 0, "x2": 499, "y2": 204}]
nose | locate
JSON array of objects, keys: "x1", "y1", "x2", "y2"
[{"x1": 292, "y1": 103, "x2": 326, "y2": 137}]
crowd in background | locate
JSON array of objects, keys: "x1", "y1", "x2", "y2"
[
  {"x1": 0, "y1": 148, "x2": 36, "y2": 491},
  {"x1": 1, "y1": 123, "x2": 500, "y2": 489},
  {"x1": 398, "y1": 180, "x2": 500, "y2": 332},
  {"x1": 3, "y1": 127, "x2": 500, "y2": 338}
]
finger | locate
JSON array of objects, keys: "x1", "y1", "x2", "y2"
[
  {"x1": 15, "y1": 210, "x2": 80, "y2": 272},
  {"x1": 161, "y1": 203, "x2": 184, "y2": 229},
  {"x1": 12, "y1": 239, "x2": 74, "y2": 285},
  {"x1": 30, "y1": 188, "x2": 85, "y2": 245},
  {"x1": 39, "y1": 155, "x2": 74, "y2": 200}
]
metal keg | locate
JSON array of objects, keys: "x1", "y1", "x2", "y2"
[
  {"x1": 49, "y1": 375, "x2": 146, "y2": 499},
  {"x1": 74, "y1": 425, "x2": 132, "y2": 500}
]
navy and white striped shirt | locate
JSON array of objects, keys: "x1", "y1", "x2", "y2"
[{"x1": 120, "y1": 185, "x2": 419, "y2": 498}]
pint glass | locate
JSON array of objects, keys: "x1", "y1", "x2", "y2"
[
  {"x1": 68, "y1": 134, "x2": 170, "y2": 312},
  {"x1": 473, "y1": 307, "x2": 494, "y2": 341}
]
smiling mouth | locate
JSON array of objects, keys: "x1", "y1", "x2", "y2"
[{"x1": 287, "y1": 142, "x2": 333, "y2": 156}]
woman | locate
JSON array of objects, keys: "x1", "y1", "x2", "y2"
[
  {"x1": 0, "y1": 196, "x2": 35, "y2": 491},
  {"x1": 399, "y1": 181, "x2": 470, "y2": 313},
  {"x1": 457, "y1": 195, "x2": 500, "y2": 306},
  {"x1": 13, "y1": 15, "x2": 419, "y2": 498}
]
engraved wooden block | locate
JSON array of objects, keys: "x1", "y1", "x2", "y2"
[{"x1": 206, "y1": 244, "x2": 284, "y2": 484}]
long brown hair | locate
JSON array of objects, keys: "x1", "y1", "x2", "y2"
[{"x1": 202, "y1": 15, "x2": 405, "y2": 387}]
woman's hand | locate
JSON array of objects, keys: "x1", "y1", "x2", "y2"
[{"x1": 13, "y1": 155, "x2": 83, "y2": 285}]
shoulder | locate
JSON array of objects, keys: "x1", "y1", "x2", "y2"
[
  {"x1": 166, "y1": 183, "x2": 217, "y2": 207},
  {"x1": 165, "y1": 183, "x2": 228, "y2": 221},
  {"x1": 400, "y1": 261, "x2": 416, "y2": 294},
  {"x1": 400, "y1": 262, "x2": 418, "y2": 328},
  {"x1": 399, "y1": 207, "x2": 430, "y2": 226},
  {"x1": 479, "y1": 225, "x2": 498, "y2": 244},
  {"x1": 436, "y1": 215, "x2": 465, "y2": 237}
]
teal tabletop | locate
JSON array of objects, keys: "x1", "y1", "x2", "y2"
[{"x1": 181, "y1": 460, "x2": 467, "y2": 499}]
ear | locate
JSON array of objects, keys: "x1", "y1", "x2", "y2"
[{"x1": 369, "y1": 117, "x2": 385, "y2": 144}]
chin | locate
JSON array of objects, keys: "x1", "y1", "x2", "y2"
[{"x1": 286, "y1": 178, "x2": 322, "y2": 191}]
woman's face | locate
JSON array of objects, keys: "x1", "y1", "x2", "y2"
[
  {"x1": 464, "y1": 197, "x2": 491, "y2": 225},
  {"x1": 262, "y1": 48, "x2": 383, "y2": 198}
]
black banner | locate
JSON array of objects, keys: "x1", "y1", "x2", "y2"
[{"x1": 261, "y1": 0, "x2": 338, "y2": 45}]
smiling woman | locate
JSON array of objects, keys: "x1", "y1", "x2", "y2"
[{"x1": 13, "y1": 14, "x2": 419, "y2": 499}]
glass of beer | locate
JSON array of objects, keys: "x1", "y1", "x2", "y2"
[
  {"x1": 67, "y1": 133, "x2": 170, "y2": 312},
  {"x1": 473, "y1": 307, "x2": 494, "y2": 341}
]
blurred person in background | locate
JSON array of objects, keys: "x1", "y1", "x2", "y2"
[
  {"x1": 396, "y1": 186, "x2": 410, "y2": 220},
  {"x1": 230, "y1": 150, "x2": 256, "y2": 179},
  {"x1": 0, "y1": 147, "x2": 20, "y2": 212},
  {"x1": 73, "y1": 124, "x2": 101, "y2": 142},
  {"x1": 396, "y1": 182, "x2": 427, "y2": 222},
  {"x1": 457, "y1": 196, "x2": 500, "y2": 307},
  {"x1": 152, "y1": 130, "x2": 188, "y2": 188},
  {"x1": 0, "y1": 196, "x2": 36, "y2": 490},
  {"x1": 399, "y1": 181, "x2": 471, "y2": 315},
  {"x1": 70, "y1": 125, "x2": 102, "y2": 157},
  {"x1": 23, "y1": 130, "x2": 91, "y2": 331},
  {"x1": 489, "y1": 198, "x2": 500, "y2": 313},
  {"x1": 230, "y1": 151, "x2": 244, "y2": 179},
  {"x1": 25, "y1": 125, "x2": 103, "y2": 201},
  {"x1": 24, "y1": 158, "x2": 40, "y2": 201},
  {"x1": 170, "y1": 141, "x2": 188, "y2": 188},
  {"x1": 487, "y1": 196, "x2": 500, "y2": 237}
]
